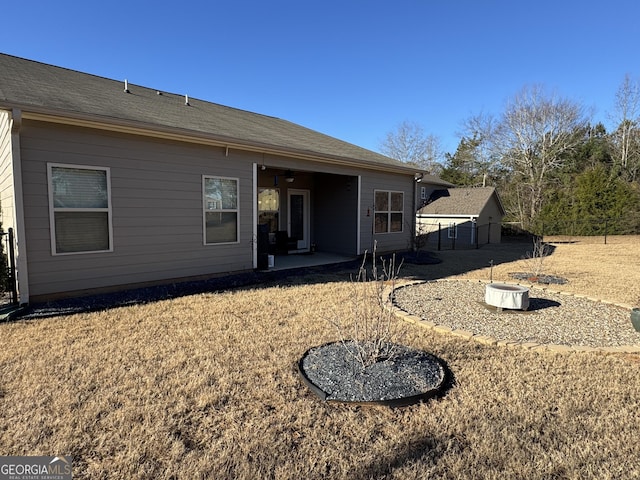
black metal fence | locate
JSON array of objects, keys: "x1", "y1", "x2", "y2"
[
  {"x1": 497, "y1": 213, "x2": 640, "y2": 244},
  {"x1": 0, "y1": 228, "x2": 18, "y2": 305},
  {"x1": 417, "y1": 215, "x2": 640, "y2": 251},
  {"x1": 416, "y1": 221, "x2": 503, "y2": 251},
  {"x1": 534, "y1": 213, "x2": 640, "y2": 242}
]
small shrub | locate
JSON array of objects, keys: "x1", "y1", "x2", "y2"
[
  {"x1": 328, "y1": 242, "x2": 404, "y2": 369},
  {"x1": 526, "y1": 236, "x2": 551, "y2": 277}
]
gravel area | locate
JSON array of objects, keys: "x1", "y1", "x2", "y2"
[
  {"x1": 300, "y1": 341, "x2": 446, "y2": 404},
  {"x1": 393, "y1": 280, "x2": 640, "y2": 348}
]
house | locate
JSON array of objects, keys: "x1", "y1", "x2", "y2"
[
  {"x1": 0, "y1": 53, "x2": 451, "y2": 303},
  {"x1": 416, "y1": 187, "x2": 505, "y2": 247}
]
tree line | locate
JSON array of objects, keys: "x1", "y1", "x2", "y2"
[{"x1": 380, "y1": 77, "x2": 640, "y2": 236}]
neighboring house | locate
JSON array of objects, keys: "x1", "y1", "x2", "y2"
[
  {"x1": 0, "y1": 53, "x2": 451, "y2": 303},
  {"x1": 416, "y1": 187, "x2": 505, "y2": 247}
]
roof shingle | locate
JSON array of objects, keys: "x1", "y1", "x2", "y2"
[
  {"x1": 0, "y1": 53, "x2": 445, "y2": 180},
  {"x1": 417, "y1": 187, "x2": 504, "y2": 216}
]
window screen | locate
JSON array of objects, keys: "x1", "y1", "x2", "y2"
[{"x1": 49, "y1": 165, "x2": 112, "y2": 254}]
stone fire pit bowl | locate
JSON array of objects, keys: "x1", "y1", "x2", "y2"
[{"x1": 485, "y1": 283, "x2": 530, "y2": 311}]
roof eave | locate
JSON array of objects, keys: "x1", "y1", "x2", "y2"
[
  {"x1": 2, "y1": 102, "x2": 424, "y2": 176},
  {"x1": 416, "y1": 213, "x2": 479, "y2": 218}
]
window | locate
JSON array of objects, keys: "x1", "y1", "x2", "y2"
[
  {"x1": 203, "y1": 176, "x2": 239, "y2": 244},
  {"x1": 374, "y1": 190, "x2": 404, "y2": 234},
  {"x1": 420, "y1": 186, "x2": 427, "y2": 200},
  {"x1": 48, "y1": 164, "x2": 112, "y2": 255},
  {"x1": 258, "y1": 188, "x2": 279, "y2": 233},
  {"x1": 448, "y1": 222, "x2": 458, "y2": 239}
]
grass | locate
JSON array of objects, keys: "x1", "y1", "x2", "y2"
[{"x1": 1, "y1": 238, "x2": 640, "y2": 478}]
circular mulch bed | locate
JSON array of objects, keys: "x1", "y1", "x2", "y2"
[{"x1": 298, "y1": 341, "x2": 446, "y2": 407}]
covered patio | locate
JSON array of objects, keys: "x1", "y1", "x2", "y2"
[{"x1": 266, "y1": 252, "x2": 357, "y2": 271}]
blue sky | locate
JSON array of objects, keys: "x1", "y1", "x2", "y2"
[{"x1": 3, "y1": 1, "x2": 640, "y2": 156}]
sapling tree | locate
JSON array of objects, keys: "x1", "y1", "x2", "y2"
[
  {"x1": 328, "y1": 242, "x2": 404, "y2": 369},
  {"x1": 526, "y1": 236, "x2": 551, "y2": 278}
]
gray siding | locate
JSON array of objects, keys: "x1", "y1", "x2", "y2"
[
  {"x1": 17, "y1": 119, "x2": 419, "y2": 299},
  {"x1": 417, "y1": 199, "x2": 504, "y2": 247},
  {"x1": 417, "y1": 216, "x2": 476, "y2": 245},
  {"x1": 0, "y1": 111, "x2": 15, "y2": 232},
  {"x1": 479, "y1": 200, "x2": 503, "y2": 243},
  {"x1": 20, "y1": 120, "x2": 256, "y2": 299},
  {"x1": 416, "y1": 184, "x2": 441, "y2": 210},
  {"x1": 360, "y1": 171, "x2": 415, "y2": 254},
  {"x1": 313, "y1": 173, "x2": 358, "y2": 255}
]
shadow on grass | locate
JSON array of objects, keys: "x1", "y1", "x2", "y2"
[
  {"x1": 314, "y1": 361, "x2": 458, "y2": 479},
  {"x1": 15, "y1": 240, "x2": 541, "y2": 321},
  {"x1": 352, "y1": 414, "x2": 466, "y2": 480},
  {"x1": 15, "y1": 260, "x2": 365, "y2": 321},
  {"x1": 352, "y1": 434, "x2": 469, "y2": 480},
  {"x1": 401, "y1": 239, "x2": 544, "y2": 283}
]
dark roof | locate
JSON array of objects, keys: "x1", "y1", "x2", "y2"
[
  {"x1": 417, "y1": 187, "x2": 505, "y2": 216},
  {"x1": 0, "y1": 53, "x2": 446, "y2": 180}
]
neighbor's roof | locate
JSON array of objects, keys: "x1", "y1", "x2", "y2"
[
  {"x1": 0, "y1": 53, "x2": 448, "y2": 181},
  {"x1": 417, "y1": 187, "x2": 505, "y2": 216}
]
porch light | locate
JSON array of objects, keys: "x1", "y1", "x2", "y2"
[{"x1": 285, "y1": 170, "x2": 295, "y2": 183}]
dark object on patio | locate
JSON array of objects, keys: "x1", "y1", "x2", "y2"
[
  {"x1": 257, "y1": 224, "x2": 270, "y2": 270},
  {"x1": 275, "y1": 230, "x2": 298, "y2": 254}
]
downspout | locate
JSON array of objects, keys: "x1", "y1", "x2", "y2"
[
  {"x1": 470, "y1": 216, "x2": 476, "y2": 245},
  {"x1": 9, "y1": 109, "x2": 29, "y2": 304},
  {"x1": 252, "y1": 163, "x2": 258, "y2": 269},
  {"x1": 356, "y1": 175, "x2": 361, "y2": 255},
  {"x1": 412, "y1": 174, "x2": 418, "y2": 252}
]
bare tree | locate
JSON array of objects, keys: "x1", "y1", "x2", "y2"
[
  {"x1": 459, "y1": 112, "x2": 500, "y2": 184},
  {"x1": 493, "y1": 85, "x2": 590, "y2": 228},
  {"x1": 609, "y1": 74, "x2": 640, "y2": 181},
  {"x1": 380, "y1": 120, "x2": 443, "y2": 174}
]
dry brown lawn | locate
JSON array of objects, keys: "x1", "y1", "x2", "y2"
[{"x1": 1, "y1": 237, "x2": 640, "y2": 479}]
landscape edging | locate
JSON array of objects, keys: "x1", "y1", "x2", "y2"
[{"x1": 386, "y1": 279, "x2": 640, "y2": 354}]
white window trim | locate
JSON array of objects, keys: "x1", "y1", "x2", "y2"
[
  {"x1": 374, "y1": 189, "x2": 404, "y2": 234},
  {"x1": 47, "y1": 163, "x2": 113, "y2": 256},
  {"x1": 202, "y1": 175, "x2": 240, "y2": 245}
]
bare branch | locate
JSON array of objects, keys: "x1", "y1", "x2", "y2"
[{"x1": 380, "y1": 120, "x2": 443, "y2": 174}]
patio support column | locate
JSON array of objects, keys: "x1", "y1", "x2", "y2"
[
  {"x1": 356, "y1": 175, "x2": 362, "y2": 255},
  {"x1": 252, "y1": 162, "x2": 258, "y2": 269},
  {"x1": 9, "y1": 108, "x2": 30, "y2": 304}
]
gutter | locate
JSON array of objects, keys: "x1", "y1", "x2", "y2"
[
  {"x1": 0, "y1": 101, "x2": 423, "y2": 177},
  {"x1": 416, "y1": 213, "x2": 480, "y2": 219}
]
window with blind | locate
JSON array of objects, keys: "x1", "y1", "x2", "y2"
[
  {"x1": 203, "y1": 176, "x2": 239, "y2": 244},
  {"x1": 48, "y1": 164, "x2": 113, "y2": 255},
  {"x1": 374, "y1": 190, "x2": 404, "y2": 234}
]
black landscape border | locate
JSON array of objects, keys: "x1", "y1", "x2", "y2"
[{"x1": 297, "y1": 342, "x2": 447, "y2": 408}]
